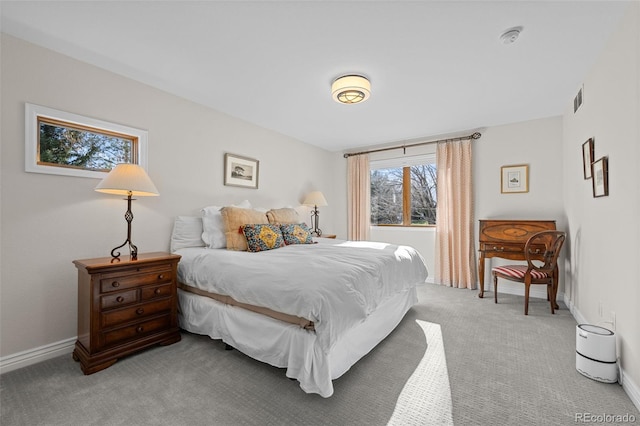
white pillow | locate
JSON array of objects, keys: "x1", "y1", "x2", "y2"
[
  {"x1": 201, "y1": 200, "x2": 251, "y2": 248},
  {"x1": 170, "y1": 216, "x2": 205, "y2": 252}
]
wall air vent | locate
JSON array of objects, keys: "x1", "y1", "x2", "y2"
[{"x1": 574, "y1": 85, "x2": 584, "y2": 113}]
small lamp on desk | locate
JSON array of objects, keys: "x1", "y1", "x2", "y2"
[
  {"x1": 95, "y1": 163, "x2": 159, "y2": 260},
  {"x1": 303, "y1": 191, "x2": 328, "y2": 237}
]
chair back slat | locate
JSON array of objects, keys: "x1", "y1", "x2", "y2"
[{"x1": 525, "y1": 231, "x2": 566, "y2": 272}]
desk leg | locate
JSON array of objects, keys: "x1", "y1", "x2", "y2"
[{"x1": 478, "y1": 255, "x2": 485, "y2": 298}]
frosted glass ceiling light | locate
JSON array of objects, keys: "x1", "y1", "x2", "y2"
[{"x1": 331, "y1": 75, "x2": 371, "y2": 104}]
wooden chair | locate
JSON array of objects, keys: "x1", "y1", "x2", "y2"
[{"x1": 492, "y1": 230, "x2": 566, "y2": 315}]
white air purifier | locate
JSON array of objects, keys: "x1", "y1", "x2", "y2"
[{"x1": 576, "y1": 324, "x2": 617, "y2": 383}]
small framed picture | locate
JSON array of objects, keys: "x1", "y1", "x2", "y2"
[
  {"x1": 501, "y1": 164, "x2": 529, "y2": 193},
  {"x1": 582, "y1": 138, "x2": 594, "y2": 179},
  {"x1": 224, "y1": 153, "x2": 259, "y2": 189},
  {"x1": 591, "y1": 156, "x2": 608, "y2": 198}
]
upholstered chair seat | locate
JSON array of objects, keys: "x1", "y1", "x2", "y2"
[{"x1": 492, "y1": 231, "x2": 566, "y2": 315}]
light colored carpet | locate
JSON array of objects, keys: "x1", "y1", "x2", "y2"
[
  {"x1": 1, "y1": 283, "x2": 638, "y2": 425},
  {"x1": 387, "y1": 320, "x2": 453, "y2": 426}
]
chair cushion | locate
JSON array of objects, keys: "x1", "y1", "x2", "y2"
[{"x1": 492, "y1": 265, "x2": 549, "y2": 280}]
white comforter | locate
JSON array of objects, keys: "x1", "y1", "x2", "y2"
[{"x1": 177, "y1": 239, "x2": 428, "y2": 354}]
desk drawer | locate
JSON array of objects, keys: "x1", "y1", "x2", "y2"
[
  {"x1": 480, "y1": 243, "x2": 547, "y2": 258},
  {"x1": 481, "y1": 243, "x2": 523, "y2": 253}
]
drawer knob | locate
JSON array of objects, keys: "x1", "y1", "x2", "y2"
[
  {"x1": 158, "y1": 274, "x2": 165, "y2": 280},
  {"x1": 112, "y1": 281, "x2": 120, "y2": 288},
  {"x1": 155, "y1": 288, "x2": 162, "y2": 295},
  {"x1": 116, "y1": 296, "x2": 124, "y2": 303},
  {"x1": 136, "y1": 326, "x2": 144, "y2": 333},
  {"x1": 136, "y1": 308, "x2": 144, "y2": 315}
]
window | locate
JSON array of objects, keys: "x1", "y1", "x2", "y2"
[
  {"x1": 25, "y1": 103, "x2": 148, "y2": 179},
  {"x1": 370, "y1": 155, "x2": 437, "y2": 226},
  {"x1": 37, "y1": 116, "x2": 137, "y2": 172}
]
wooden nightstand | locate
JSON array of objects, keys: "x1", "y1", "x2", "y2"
[
  {"x1": 319, "y1": 234, "x2": 336, "y2": 239},
  {"x1": 72, "y1": 252, "x2": 181, "y2": 374}
]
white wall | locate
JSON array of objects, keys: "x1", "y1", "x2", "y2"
[
  {"x1": 0, "y1": 34, "x2": 343, "y2": 360},
  {"x1": 562, "y1": 2, "x2": 639, "y2": 402},
  {"x1": 369, "y1": 116, "x2": 565, "y2": 294},
  {"x1": 474, "y1": 116, "x2": 566, "y2": 297}
]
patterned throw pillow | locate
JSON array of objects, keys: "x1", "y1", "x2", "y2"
[
  {"x1": 241, "y1": 224, "x2": 286, "y2": 252},
  {"x1": 280, "y1": 223, "x2": 314, "y2": 245},
  {"x1": 221, "y1": 206, "x2": 269, "y2": 251}
]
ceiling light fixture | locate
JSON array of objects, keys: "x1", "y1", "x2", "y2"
[
  {"x1": 331, "y1": 75, "x2": 371, "y2": 104},
  {"x1": 500, "y1": 27, "x2": 523, "y2": 45}
]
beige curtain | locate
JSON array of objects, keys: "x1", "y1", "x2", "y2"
[
  {"x1": 435, "y1": 140, "x2": 477, "y2": 288},
  {"x1": 347, "y1": 154, "x2": 371, "y2": 241}
]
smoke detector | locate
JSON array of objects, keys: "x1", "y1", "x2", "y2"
[{"x1": 500, "y1": 27, "x2": 522, "y2": 45}]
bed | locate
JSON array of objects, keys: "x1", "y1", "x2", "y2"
[{"x1": 171, "y1": 206, "x2": 428, "y2": 397}]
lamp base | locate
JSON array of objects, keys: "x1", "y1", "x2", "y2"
[
  {"x1": 310, "y1": 205, "x2": 322, "y2": 237},
  {"x1": 110, "y1": 194, "x2": 138, "y2": 261},
  {"x1": 111, "y1": 241, "x2": 137, "y2": 261}
]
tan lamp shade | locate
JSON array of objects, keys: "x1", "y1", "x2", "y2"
[
  {"x1": 95, "y1": 164, "x2": 159, "y2": 196},
  {"x1": 303, "y1": 191, "x2": 328, "y2": 207}
]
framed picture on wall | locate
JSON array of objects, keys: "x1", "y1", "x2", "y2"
[
  {"x1": 582, "y1": 138, "x2": 594, "y2": 179},
  {"x1": 501, "y1": 164, "x2": 529, "y2": 193},
  {"x1": 591, "y1": 156, "x2": 608, "y2": 197},
  {"x1": 224, "y1": 153, "x2": 259, "y2": 189}
]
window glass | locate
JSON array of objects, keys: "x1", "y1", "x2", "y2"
[
  {"x1": 38, "y1": 117, "x2": 136, "y2": 172},
  {"x1": 409, "y1": 164, "x2": 437, "y2": 225},
  {"x1": 371, "y1": 167, "x2": 403, "y2": 225},
  {"x1": 370, "y1": 156, "x2": 437, "y2": 226}
]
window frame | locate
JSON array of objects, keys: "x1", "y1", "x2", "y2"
[
  {"x1": 25, "y1": 103, "x2": 148, "y2": 179},
  {"x1": 370, "y1": 154, "x2": 437, "y2": 228}
]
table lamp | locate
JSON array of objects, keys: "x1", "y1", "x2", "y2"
[
  {"x1": 95, "y1": 163, "x2": 159, "y2": 260},
  {"x1": 303, "y1": 191, "x2": 328, "y2": 237}
]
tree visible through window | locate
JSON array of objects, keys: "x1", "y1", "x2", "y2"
[
  {"x1": 38, "y1": 117, "x2": 136, "y2": 172},
  {"x1": 370, "y1": 160, "x2": 437, "y2": 226}
]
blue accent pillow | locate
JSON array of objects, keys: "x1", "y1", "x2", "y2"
[
  {"x1": 241, "y1": 224, "x2": 286, "y2": 252},
  {"x1": 280, "y1": 223, "x2": 314, "y2": 245}
]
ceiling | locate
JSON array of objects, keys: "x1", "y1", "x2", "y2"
[{"x1": 0, "y1": 1, "x2": 631, "y2": 152}]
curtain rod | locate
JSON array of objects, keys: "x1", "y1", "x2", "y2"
[{"x1": 343, "y1": 131, "x2": 482, "y2": 158}]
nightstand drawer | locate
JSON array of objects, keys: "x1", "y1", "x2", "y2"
[
  {"x1": 73, "y1": 252, "x2": 181, "y2": 374},
  {"x1": 102, "y1": 315, "x2": 171, "y2": 347},
  {"x1": 100, "y1": 266, "x2": 173, "y2": 293},
  {"x1": 101, "y1": 299, "x2": 173, "y2": 328},
  {"x1": 100, "y1": 289, "x2": 138, "y2": 310},
  {"x1": 141, "y1": 283, "x2": 172, "y2": 301}
]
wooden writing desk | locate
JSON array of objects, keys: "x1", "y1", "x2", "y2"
[{"x1": 478, "y1": 219, "x2": 558, "y2": 306}]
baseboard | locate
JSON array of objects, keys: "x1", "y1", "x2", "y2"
[
  {"x1": 0, "y1": 337, "x2": 75, "y2": 375},
  {"x1": 621, "y1": 368, "x2": 640, "y2": 412},
  {"x1": 565, "y1": 295, "x2": 640, "y2": 412}
]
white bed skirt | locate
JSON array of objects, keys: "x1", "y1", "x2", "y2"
[{"x1": 178, "y1": 286, "x2": 418, "y2": 397}]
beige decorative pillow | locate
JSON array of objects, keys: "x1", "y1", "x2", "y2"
[
  {"x1": 220, "y1": 206, "x2": 269, "y2": 251},
  {"x1": 266, "y1": 208, "x2": 300, "y2": 225}
]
